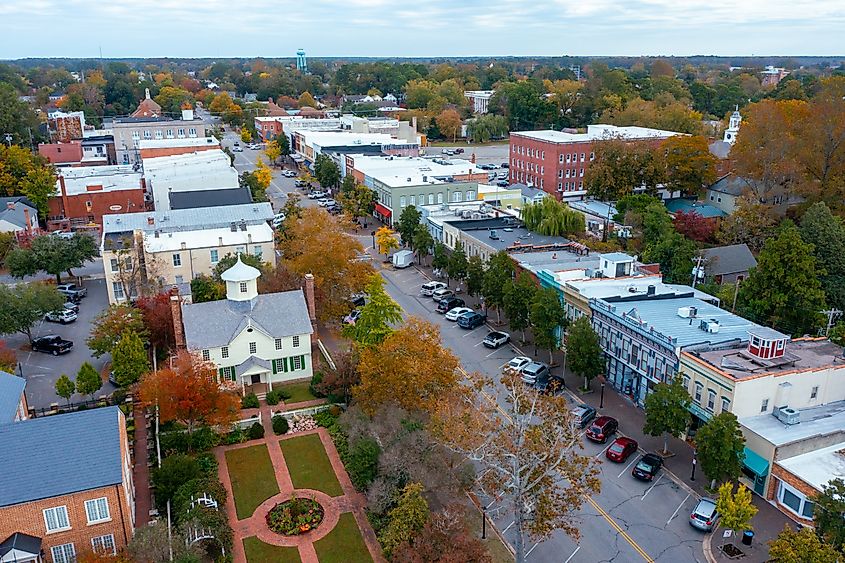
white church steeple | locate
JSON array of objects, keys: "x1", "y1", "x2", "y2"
[
  {"x1": 724, "y1": 106, "x2": 741, "y2": 145},
  {"x1": 220, "y1": 255, "x2": 260, "y2": 302}
]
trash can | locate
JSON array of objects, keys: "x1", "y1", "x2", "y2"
[{"x1": 742, "y1": 530, "x2": 754, "y2": 546}]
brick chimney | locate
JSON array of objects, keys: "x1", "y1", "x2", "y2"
[
  {"x1": 304, "y1": 273, "x2": 317, "y2": 344},
  {"x1": 170, "y1": 286, "x2": 185, "y2": 349},
  {"x1": 23, "y1": 208, "x2": 31, "y2": 235},
  {"x1": 59, "y1": 175, "x2": 69, "y2": 217}
]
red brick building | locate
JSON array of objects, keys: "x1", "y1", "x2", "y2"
[
  {"x1": 38, "y1": 142, "x2": 84, "y2": 166},
  {"x1": 0, "y1": 408, "x2": 135, "y2": 563},
  {"x1": 509, "y1": 125, "x2": 682, "y2": 200},
  {"x1": 47, "y1": 111, "x2": 85, "y2": 143},
  {"x1": 49, "y1": 166, "x2": 146, "y2": 232}
]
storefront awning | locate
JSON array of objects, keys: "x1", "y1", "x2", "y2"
[
  {"x1": 374, "y1": 203, "x2": 392, "y2": 218},
  {"x1": 742, "y1": 446, "x2": 770, "y2": 476}
]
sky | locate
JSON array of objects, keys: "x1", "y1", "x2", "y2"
[{"x1": 1, "y1": 0, "x2": 843, "y2": 59}]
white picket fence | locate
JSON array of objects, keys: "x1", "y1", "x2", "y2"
[
  {"x1": 232, "y1": 412, "x2": 261, "y2": 429},
  {"x1": 271, "y1": 403, "x2": 335, "y2": 421}
]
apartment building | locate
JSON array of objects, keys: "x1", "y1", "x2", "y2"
[
  {"x1": 0, "y1": 407, "x2": 134, "y2": 563},
  {"x1": 509, "y1": 124, "x2": 682, "y2": 199},
  {"x1": 100, "y1": 203, "x2": 275, "y2": 304},
  {"x1": 110, "y1": 109, "x2": 205, "y2": 165}
]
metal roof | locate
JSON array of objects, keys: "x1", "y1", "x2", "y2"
[
  {"x1": 0, "y1": 407, "x2": 124, "y2": 506},
  {"x1": 102, "y1": 202, "x2": 274, "y2": 237},
  {"x1": 0, "y1": 371, "x2": 25, "y2": 425}
]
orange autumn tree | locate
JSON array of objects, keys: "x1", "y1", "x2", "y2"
[
  {"x1": 353, "y1": 317, "x2": 461, "y2": 416},
  {"x1": 139, "y1": 351, "x2": 240, "y2": 439}
]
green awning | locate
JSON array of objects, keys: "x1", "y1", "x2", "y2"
[{"x1": 742, "y1": 447, "x2": 769, "y2": 476}]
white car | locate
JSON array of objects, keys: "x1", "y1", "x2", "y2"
[
  {"x1": 272, "y1": 212, "x2": 286, "y2": 228},
  {"x1": 504, "y1": 356, "x2": 532, "y2": 375},
  {"x1": 309, "y1": 190, "x2": 328, "y2": 199},
  {"x1": 445, "y1": 306, "x2": 473, "y2": 321},
  {"x1": 282, "y1": 170, "x2": 297, "y2": 177},
  {"x1": 45, "y1": 309, "x2": 78, "y2": 324},
  {"x1": 232, "y1": 144, "x2": 243, "y2": 152},
  {"x1": 420, "y1": 281, "x2": 447, "y2": 296},
  {"x1": 318, "y1": 199, "x2": 337, "y2": 208}
]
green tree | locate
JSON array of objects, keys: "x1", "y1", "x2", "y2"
[
  {"x1": 87, "y1": 304, "x2": 149, "y2": 357},
  {"x1": 800, "y1": 202, "x2": 845, "y2": 311},
  {"x1": 768, "y1": 526, "x2": 842, "y2": 563},
  {"x1": 521, "y1": 198, "x2": 586, "y2": 236},
  {"x1": 813, "y1": 478, "x2": 845, "y2": 551},
  {"x1": 0, "y1": 282, "x2": 65, "y2": 343},
  {"x1": 643, "y1": 375, "x2": 691, "y2": 455},
  {"x1": 411, "y1": 224, "x2": 434, "y2": 265},
  {"x1": 530, "y1": 287, "x2": 567, "y2": 363},
  {"x1": 431, "y1": 241, "x2": 449, "y2": 273},
  {"x1": 696, "y1": 412, "x2": 745, "y2": 489},
  {"x1": 662, "y1": 135, "x2": 718, "y2": 197},
  {"x1": 314, "y1": 154, "x2": 340, "y2": 189},
  {"x1": 482, "y1": 251, "x2": 515, "y2": 323},
  {"x1": 489, "y1": 80, "x2": 558, "y2": 131},
  {"x1": 190, "y1": 274, "x2": 224, "y2": 304},
  {"x1": 54, "y1": 374, "x2": 75, "y2": 406},
  {"x1": 378, "y1": 482, "x2": 429, "y2": 559},
  {"x1": 0, "y1": 84, "x2": 41, "y2": 145},
  {"x1": 153, "y1": 86, "x2": 194, "y2": 114},
  {"x1": 397, "y1": 205, "x2": 422, "y2": 246},
  {"x1": 584, "y1": 139, "x2": 666, "y2": 201},
  {"x1": 716, "y1": 482, "x2": 758, "y2": 536},
  {"x1": 503, "y1": 271, "x2": 535, "y2": 343},
  {"x1": 338, "y1": 182, "x2": 378, "y2": 225},
  {"x1": 465, "y1": 255, "x2": 486, "y2": 298},
  {"x1": 738, "y1": 221, "x2": 826, "y2": 335},
  {"x1": 151, "y1": 454, "x2": 200, "y2": 513},
  {"x1": 642, "y1": 231, "x2": 697, "y2": 285},
  {"x1": 447, "y1": 241, "x2": 468, "y2": 286},
  {"x1": 566, "y1": 316, "x2": 606, "y2": 391},
  {"x1": 5, "y1": 233, "x2": 97, "y2": 283},
  {"x1": 74, "y1": 362, "x2": 102, "y2": 400},
  {"x1": 342, "y1": 275, "x2": 402, "y2": 348},
  {"x1": 111, "y1": 331, "x2": 150, "y2": 387}
]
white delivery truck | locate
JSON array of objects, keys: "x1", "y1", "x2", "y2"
[{"x1": 392, "y1": 250, "x2": 414, "y2": 269}]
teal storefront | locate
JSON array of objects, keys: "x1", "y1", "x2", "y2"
[{"x1": 741, "y1": 447, "x2": 770, "y2": 496}]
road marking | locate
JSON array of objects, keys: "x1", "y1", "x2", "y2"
[
  {"x1": 564, "y1": 546, "x2": 581, "y2": 563},
  {"x1": 474, "y1": 340, "x2": 487, "y2": 347},
  {"x1": 595, "y1": 442, "x2": 613, "y2": 458},
  {"x1": 584, "y1": 495, "x2": 653, "y2": 562},
  {"x1": 485, "y1": 499, "x2": 497, "y2": 509},
  {"x1": 498, "y1": 362, "x2": 510, "y2": 369},
  {"x1": 485, "y1": 349, "x2": 502, "y2": 358},
  {"x1": 667, "y1": 493, "x2": 691, "y2": 526},
  {"x1": 641, "y1": 474, "x2": 664, "y2": 500},
  {"x1": 463, "y1": 328, "x2": 482, "y2": 338},
  {"x1": 618, "y1": 456, "x2": 639, "y2": 478},
  {"x1": 525, "y1": 542, "x2": 540, "y2": 558},
  {"x1": 502, "y1": 520, "x2": 515, "y2": 533}
]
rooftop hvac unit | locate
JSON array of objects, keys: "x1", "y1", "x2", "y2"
[
  {"x1": 677, "y1": 306, "x2": 698, "y2": 318},
  {"x1": 699, "y1": 319, "x2": 720, "y2": 333},
  {"x1": 774, "y1": 406, "x2": 800, "y2": 425}
]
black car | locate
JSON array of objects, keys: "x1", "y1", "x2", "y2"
[
  {"x1": 457, "y1": 311, "x2": 486, "y2": 329},
  {"x1": 632, "y1": 453, "x2": 663, "y2": 481},
  {"x1": 436, "y1": 296, "x2": 465, "y2": 314},
  {"x1": 31, "y1": 335, "x2": 74, "y2": 356}
]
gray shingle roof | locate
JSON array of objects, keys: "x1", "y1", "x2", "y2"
[
  {"x1": 236, "y1": 356, "x2": 272, "y2": 376},
  {"x1": 701, "y1": 244, "x2": 757, "y2": 276},
  {"x1": 0, "y1": 197, "x2": 37, "y2": 229},
  {"x1": 182, "y1": 290, "x2": 313, "y2": 349},
  {"x1": 0, "y1": 407, "x2": 124, "y2": 506},
  {"x1": 708, "y1": 174, "x2": 758, "y2": 197},
  {"x1": 0, "y1": 371, "x2": 25, "y2": 425}
]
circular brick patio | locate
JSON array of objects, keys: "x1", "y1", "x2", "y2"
[{"x1": 250, "y1": 489, "x2": 341, "y2": 547}]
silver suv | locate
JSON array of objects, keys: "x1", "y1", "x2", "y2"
[
  {"x1": 689, "y1": 498, "x2": 719, "y2": 531},
  {"x1": 520, "y1": 362, "x2": 550, "y2": 385}
]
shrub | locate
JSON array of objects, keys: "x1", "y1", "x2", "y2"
[
  {"x1": 241, "y1": 393, "x2": 259, "y2": 409},
  {"x1": 272, "y1": 415, "x2": 289, "y2": 435},
  {"x1": 111, "y1": 387, "x2": 128, "y2": 406},
  {"x1": 266, "y1": 498, "x2": 324, "y2": 535},
  {"x1": 248, "y1": 422, "x2": 265, "y2": 440},
  {"x1": 313, "y1": 410, "x2": 339, "y2": 429},
  {"x1": 172, "y1": 476, "x2": 228, "y2": 524},
  {"x1": 160, "y1": 431, "x2": 189, "y2": 456},
  {"x1": 187, "y1": 426, "x2": 220, "y2": 452},
  {"x1": 328, "y1": 404, "x2": 342, "y2": 417},
  {"x1": 225, "y1": 427, "x2": 245, "y2": 445},
  {"x1": 309, "y1": 371, "x2": 326, "y2": 398},
  {"x1": 195, "y1": 452, "x2": 219, "y2": 477},
  {"x1": 151, "y1": 455, "x2": 200, "y2": 512},
  {"x1": 265, "y1": 388, "x2": 290, "y2": 406},
  {"x1": 346, "y1": 437, "x2": 380, "y2": 491}
]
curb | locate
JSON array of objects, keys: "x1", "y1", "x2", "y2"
[{"x1": 703, "y1": 530, "x2": 717, "y2": 563}]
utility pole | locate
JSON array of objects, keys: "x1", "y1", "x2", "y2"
[
  {"x1": 821, "y1": 309, "x2": 843, "y2": 336},
  {"x1": 691, "y1": 255, "x2": 704, "y2": 289},
  {"x1": 731, "y1": 278, "x2": 741, "y2": 312}
]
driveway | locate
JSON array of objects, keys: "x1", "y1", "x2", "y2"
[{"x1": 9, "y1": 278, "x2": 115, "y2": 410}]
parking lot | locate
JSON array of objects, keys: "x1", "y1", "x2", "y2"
[
  {"x1": 8, "y1": 277, "x2": 116, "y2": 410},
  {"x1": 373, "y1": 259, "x2": 707, "y2": 562},
  {"x1": 427, "y1": 143, "x2": 510, "y2": 167}
]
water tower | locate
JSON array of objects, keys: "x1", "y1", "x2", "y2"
[{"x1": 296, "y1": 49, "x2": 308, "y2": 73}]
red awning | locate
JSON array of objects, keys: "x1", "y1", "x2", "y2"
[{"x1": 374, "y1": 203, "x2": 392, "y2": 217}]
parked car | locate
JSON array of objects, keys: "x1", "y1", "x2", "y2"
[
  {"x1": 343, "y1": 309, "x2": 362, "y2": 325},
  {"x1": 295, "y1": 179, "x2": 308, "y2": 187},
  {"x1": 350, "y1": 293, "x2": 367, "y2": 308},
  {"x1": 520, "y1": 362, "x2": 550, "y2": 385},
  {"x1": 45, "y1": 309, "x2": 78, "y2": 324},
  {"x1": 309, "y1": 190, "x2": 328, "y2": 199},
  {"x1": 318, "y1": 198, "x2": 337, "y2": 207},
  {"x1": 437, "y1": 296, "x2": 465, "y2": 314},
  {"x1": 571, "y1": 404, "x2": 597, "y2": 429},
  {"x1": 689, "y1": 498, "x2": 719, "y2": 532},
  {"x1": 445, "y1": 306, "x2": 473, "y2": 321},
  {"x1": 272, "y1": 212, "x2": 286, "y2": 228},
  {"x1": 431, "y1": 288, "x2": 454, "y2": 302},
  {"x1": 56, "y1": 283, "x2": 86, "y2": 298},
  {"x1": 606, "y1": 437, "x2": 639, "y2": 463},
  {"x1": 496, "y1": 180, "x2": 509, "y2": 187},
  {"x1": 504, "y1": 356, "x2": 532, "y2": 375},
  {"x1": 63, "y1": 301, "x2": 79, "y2": 314},
  {"x1": 535, "y1": 373, "x2": 565, "y2": 395},
  {"x1": 421, "y1": 281, "x2": 447, "y2": 296},
  {"x1": 454, "y1": 148, "x2": 464, "y2": 154},
  {"x1": 586, "y1": 416, "x2": 619, "y2": 443},
  {"x1": 31, "y1": 335, "x2": 73, "y2": 355},
  {"x1": 482, "y1": 331, "x2": 510, "y2": 349},
  {"x1": 442, "y1": 149, "x2": 455, "y2": 155},
  {"x1": 632, "y1": 453, "x2": 663, "y2": 481},
  {"x1": 457, "y1": 311, "x2": 486, "y2": 329},
  {"x1": 232, "y1": 143, "x2": 243, "y2": 152},
  {"x1": 501, "y1": 162, "x2": 509, "y2": 168},
  {"x1": 497, "y1": 171, "x2": 508, "y2": 180},
  {"x1": 282, "y1": 170, "x2": 297, "y2": 178}
]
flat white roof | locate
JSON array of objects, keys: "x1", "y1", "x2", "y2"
[
  {"x1": 354, "y1": 155, "x2": 482, "y2": 188},
  {"x1": 143, "y1": 150, "x2": 238, "y2": 190},
  {"x1": 742, "y1": 400, "x2": 845, "y2": 447},
  {"x1": 139, "y1": 137, "x2": 219, "y2": 149},
  {"x1": 300, "y1": 131, "x2": 398, "y2": 148},
  {"x1": 511, "y1": 124, "x2": 683, "y2": 144},
  {"x1": 778, "y1": 441, "x2": 845, "y2": 492},
  {"x1": 143, "y1": 222, "x2": 273, "y2": 253},
  {"x1": 58, "y1": 165, "x2": 143, "y2": 196}
]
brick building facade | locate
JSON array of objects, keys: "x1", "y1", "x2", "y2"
[{"x1": 49, "y1": 166, "x2": 146, "y2": 232}]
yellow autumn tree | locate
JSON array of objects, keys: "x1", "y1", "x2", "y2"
[
  {"x1": 240, "y1": 128, "x2": 252, "y2": 143},
  {"x1": 298, "y1": 91, "x2": 317, "y2": 108},
  {"x1": 375, "y1": 226, "x2": 399, "y2": 256}
]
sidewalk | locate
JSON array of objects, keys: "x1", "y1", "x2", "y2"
[{"x1": 132, "y1": 402, "x2": 152, "y2": 528}]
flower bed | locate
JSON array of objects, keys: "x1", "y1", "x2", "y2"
[
  {"x1": 266, "y1": 497, "x2": 324, "y2": 536},
  {"x1": 288, "y1": 415, "x2": 318, "y2": 434}
]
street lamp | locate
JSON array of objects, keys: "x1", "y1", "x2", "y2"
[
  {"x1": 691, "y1": 452, "x2": 697, "y2": 481},
  {"x1": 600, "y1": 382, "x2": 606, "y2": 409},
  {"x1": 481, "y1": 506, "x2": 487, "y2": 540},
  {"x1": 371, "y1": 230, "x2": 376, "y2": 251}
]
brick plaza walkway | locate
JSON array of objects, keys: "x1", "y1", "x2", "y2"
[{"x1": 215, "y1": 401, "x2": 384, "y2": 563}]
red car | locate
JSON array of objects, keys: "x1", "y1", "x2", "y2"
[
  {"x1": 585, "y1": 416, "x2": 618, "y2": 444},
  {"x1": 605, "y1": 437, "x2": 638, "y2": 463}
]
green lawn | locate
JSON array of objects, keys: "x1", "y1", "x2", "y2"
[
  {"x1": 242, "y1": 536, "x2": 301, "y2": 563},
  {"x1": 279, "y1": 434, "x2": 344, "y2": 497},
  {"x1": 278, "y1": 381, "x2": 320, "y2": 404},
  {"x1": 225, "y1": 445, "x2": 280, "y2": 519},
  {"x1": 314, "y1": 512, "x2": 373, "y2": 563}
]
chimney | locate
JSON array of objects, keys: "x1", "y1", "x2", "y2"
[
  {"x1": 169, "y1": 286, "x2": 186, "y2": 349},
  {"x1": 23, "y1": 208, "x2": 31, "y2": 234},
  {"x1": 59, "y1": 175, "x2": 69, "y2": 217},
  {"x1": 304, "y1": 273, "x2": 317, "y2": 344},
  {"x1": 5, "y1": 202, "x2": 13, "y2": 210}
]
